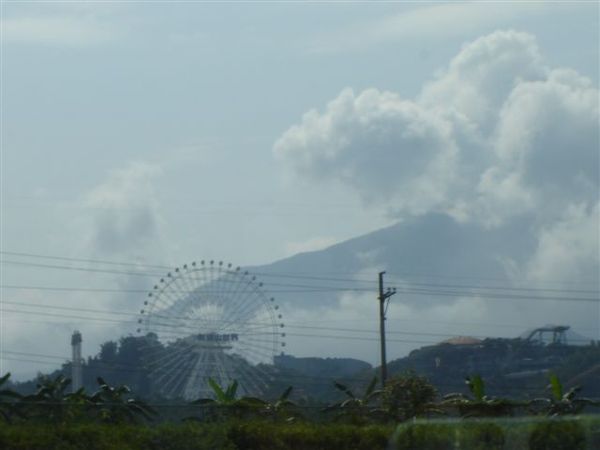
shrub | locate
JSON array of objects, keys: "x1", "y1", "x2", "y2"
[
  {"x1": 228, "y1": 422, "x2": 390, "y2": 450},
  {"x1": 393, "y1": 422, "x2": 454, "y2": 450},
  {"x1": 382, "y1": 371, "x2": 438, "y2": 422},
  {"x1": 528, "y1": 419, "x2": 586, "y2": 450},
  {"x1": 459, "y1": 422, "x2": 504, "y2": 450}
]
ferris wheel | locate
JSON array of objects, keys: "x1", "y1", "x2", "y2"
[{"x1": 137, "y1": 260, "x2": 285, "y2": 400}]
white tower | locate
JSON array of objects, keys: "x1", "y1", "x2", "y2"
[{"x1": 71, "y1": 331, "x2": 82, "y2": 392}]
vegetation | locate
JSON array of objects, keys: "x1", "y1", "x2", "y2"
[
  {"x1": 2, "y1": 374, "x2": 155, "y2": 425},
  {"x1": 381, "y1": 371, "x2": 440, "y2": 421},
  {"x1": 442, "y1": 374, "x2": 522, "y2": 418},
  {"x1": 191, "y1": 378, "x2": 266, "y2": 421},
  {"x1": 1, "y1": 370, "x2": 598, "y2": 449},
  {"x1": 323, "y1": 376, "x2": 383, "y2": 424},
  {"x1": 1, "y1": 418, "x2": 599, "y2": 450},
  {"x1": 393, "y1": 416, "x2": 600, "y2": 450},
  {"x1": 13, "y1": 333, "x2": 598, "y2": 405},
  {"x1": 528, "y1": 373, "x2": 600, "y2": 417},
  {"x1": 0, "y1": 373, "x2": 22, "y2": 423}
]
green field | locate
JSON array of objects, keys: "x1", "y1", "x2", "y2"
[{"x1": 1, "y1": 416, "x2": 599, "y2": 450}]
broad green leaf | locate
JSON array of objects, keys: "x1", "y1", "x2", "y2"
[
  {"x1": 0, "y1": 373, "x2": 10, "y2": 387},
  {"x1": 365, "y1": 377, "x2": 378, "y2": 398},
  {"x1": 334, "y1": 381, "x2": 355, "y2": 399},
  {"x1": 280, "y1": 386, "x2": 293, "y2": 401},
  {"x1": 549, "y1": 373, "x2": 563, "y2": 401},
  {"x1": 208, "y1": 378, "x2": 227, "y2": 402},
  {"x1": 467, "y1": 375, "x2": 485, "y2": 401},
  {"x1": 226, "y1": 380, "x2": 238, "y2": 400}
]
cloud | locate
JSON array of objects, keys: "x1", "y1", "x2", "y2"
[
  {"x1": 308, "y1": 3, "x2": 547, "y2": 53},
  {"x1": 419, "y1": 31, "x2": 546, "y2": 132},
  {"x1": 274, "y1": 87, "x2": 461, "y2": 216},
  {"x1": 2, "y1": 15, "x2": 118, "y2": 47},
  {"x1": 284, "y1": 236, "x2": 339, "y2": 257},
  {"x1": 275, "y1": 29, "x2": 599, "y2": 305},
  {"x1": 2, "y1": 162, "x2": 165, "y2": 380},
  {"x1": 275, "y1": 30, "x2": 598, "y2": 224},
  {"x1": 478, "y1": 68, "x2": 599, "y2": 225},
  {"x1": 525, "y1": 203, "x2": 600, "y2": 285},
  {"x1": 83, "y1": 162, "x2": 164, "y2": 259}
]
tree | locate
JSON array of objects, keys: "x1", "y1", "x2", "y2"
[
  {"x1": 381, "y1": 371, "x2": 439, "y2": 422},
  {"x1": 99, "y1": 341, "x2": 118, "y2": 363}
]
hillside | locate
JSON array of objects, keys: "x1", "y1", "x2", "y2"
[
  {"x1": 255, "y1": 212, "x2": 531, "y2": 310},
  {"x1": 251, "y1": 212, "x2": 597, "y2": 364}
]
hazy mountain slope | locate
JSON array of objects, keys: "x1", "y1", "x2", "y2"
[
  {"x1": 250, "y1": 212, "x2": 596, "y2": 363},
  {"x1": 254, "y1": 212, "x2": 535, "y2": 309}
]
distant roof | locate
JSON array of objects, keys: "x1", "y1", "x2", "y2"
[{"x1": 440, "y1": 336, "x2": 483, "y2": 346}]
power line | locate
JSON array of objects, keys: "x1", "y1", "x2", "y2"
[
  {"x1": 0, "y1": 251, "x2": 171, "y2": 270},
  {"x1": 0, "y1": 307, "x2": 453, "y2": 344},
  {"x1": 0, "y1": 307, "x2": 436, "y2": 343},
  {"x1": 0, "y1": 285, "x2": 361, "y2": 294},
  {"x1": 6, "y1": 310, "x2": 597, "y2": 336},
  {"x1": 3, "y1": 250, "x2": 598, "y2": 293},
  {"x1": 1, "y1": 285, "x2": 149, "y2": 294},
  {"x1": 256, "y1": 271, "x2": 599, "y2": 295},
  {"x1": 0, "y1": 260, "x2": 162, "y2": 278},
  {"x1": 3, "y1": 306, "x2": 595, "y2": 346},
  {"x1": 2, "y1": 280, "x2": 598, "y2": 303}
]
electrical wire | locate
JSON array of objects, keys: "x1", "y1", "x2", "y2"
[
  {"x1": 3, "y1": 307, "x2": 595, "y2": 346},
  {"x1": 1, "y1": 281, "x2": 597, "y2": 303},
  {"x1": 3, "y1": 250, "x2": 598, "y2": 294}
]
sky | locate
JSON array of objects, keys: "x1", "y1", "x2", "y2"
[{"x1": 1, "y1": 1, "x2": 598, "y2": 380}]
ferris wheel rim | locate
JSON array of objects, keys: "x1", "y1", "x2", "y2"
[{"x1": 136, "y1": 260, "x2": 285, "y2": 399}]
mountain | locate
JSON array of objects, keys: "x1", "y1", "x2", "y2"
[
  {"x1": 251, "y1": 212, "x2": 597, "y2": 364},
  {"x1": 255, "y1": 212, "x2": 534, "y2": 309}
]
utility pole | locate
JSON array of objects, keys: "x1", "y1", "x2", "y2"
[{"x1": 378, "y1": 271, "x2": 396, "y2": 388}]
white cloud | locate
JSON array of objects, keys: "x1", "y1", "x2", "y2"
[
  {"x1": 275, "y1": 29, "x2": 599, "y2": 293},
  {"x1": 419, "y1": 31, "x2": 546, "y2": 132},
  {"x1": 274, "y1": 87, "x2": 462, "y2": 216},
  {"x1": 2, "y1": 15, "x2": 118, "y2": 47},
  {"x1": 284, "y1": 236, "x2": 339, "y2": 257},
  {"x1": 83, "y1": 162, "x2": 165, "y2": 260},
  {"x1": 478, "y1": 68, "x2": 599, "y2": 225},
  {"x1": 525, "y1": 203, "x2": 600, "y2": 285},
  {"x1": 308, "y1": 3, "x2": 547, "y2": 53},
  {"x1": 276, "y1": 30, "x2": 598, "y2": 222}
]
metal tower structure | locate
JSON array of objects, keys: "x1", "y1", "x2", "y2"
[
  {"x1": 526, "y1": 325, "x2": 570, "y2": 345},
  {"x1": 71, "y1": 330, "x2": 82, "y2": 392}
]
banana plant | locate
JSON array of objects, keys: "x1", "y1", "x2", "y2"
[
  {"x1": 192, "y1": 378, "x2": 265, "y2": 421},
  {"x1": 529, "y1": 373, "x2": 599, "y2": 416},
  {"x1": 89, "y1": 377, "x2": 155, "y2": 424},
  {"x1": 324, "y1": 377, "x2": 384, "y2": 424},
  {"x1": 19, "y1": 375, "x2": 78, "y2": 423},
  {"x1": 260, "y1": 386, "x2": 299, "y2": 421},
  {"x1": 0, "y1": 373, "x2": 22, "y2": 423},
  {"x1": 442, "y1": 374, "x2": 519, "y2": 418}
]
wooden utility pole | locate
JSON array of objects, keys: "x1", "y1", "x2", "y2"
[{"x1": 378, "y1": 271, "x2": 396, "y2": 388}]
